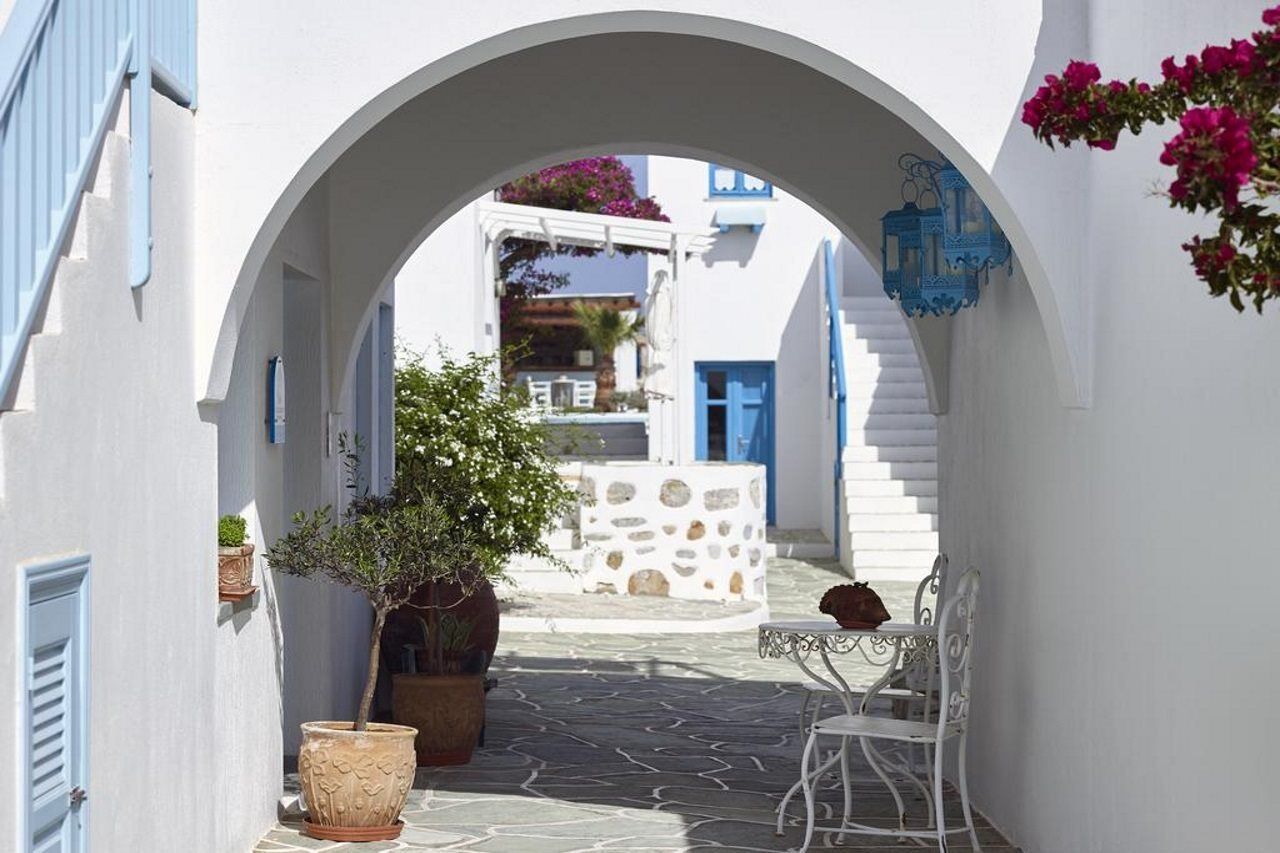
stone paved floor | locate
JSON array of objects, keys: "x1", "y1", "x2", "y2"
[{"x1": 256, "y1": 558, "x2": 1016, "y2": 852}]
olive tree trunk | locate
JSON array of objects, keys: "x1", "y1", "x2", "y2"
[{"x1": 355, "y1": 605, "x2": 388, "y2": 731}]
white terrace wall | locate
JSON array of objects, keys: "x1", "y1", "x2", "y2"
[{"x1": 647, "y1": 156, "x2": 842, "y2": 533}]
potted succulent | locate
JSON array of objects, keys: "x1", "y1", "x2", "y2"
[
  {"x1": 217, "y1": 514, "x2": 256, "y2": 601},
  {"x1": 266, "y1": 445, "x2": 477, "y2": 842}
]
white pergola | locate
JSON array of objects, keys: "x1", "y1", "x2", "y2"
[{"x1": 476, "y1": 200, "x2": 717, "y2": 463}]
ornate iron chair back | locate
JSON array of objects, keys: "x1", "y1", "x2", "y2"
[{"x1": 934, "y1": 567, "x2": 981, "y2": 735}]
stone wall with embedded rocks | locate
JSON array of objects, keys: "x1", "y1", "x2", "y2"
[{"x1": 576, "y1": 462, "x2": 768, "y2": 602}]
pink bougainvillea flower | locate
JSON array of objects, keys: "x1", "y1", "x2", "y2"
[
  {"x1": 1062, "y1": 60, "x2": 1101, "y2": 90},
  {"x1": 1159, "y1": 106, "x2": 1257, "y2": 208},
  {"x1": 1263, "y1": 5, "x2": 1280, "y2": 26}
]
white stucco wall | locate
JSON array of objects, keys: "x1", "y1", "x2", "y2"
[
  {"x1": 0, "y1": 95, "x2": 235, "y2": 851},
  {"x1": 939, "y1": 5, "x2": 1280, "y2": 852},
  {"x1": 394, "y1": 200, "x2": 495, "y2": 366},
  {"x1": 648, "y1": 157, "x2": 840, "y2": 532}
]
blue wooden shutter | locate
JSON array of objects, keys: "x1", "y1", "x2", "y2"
[{"x1": 26, "y1": 557, "x2": 89, "y2": 853}]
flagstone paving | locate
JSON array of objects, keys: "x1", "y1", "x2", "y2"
[{"x1": 256, "y1": 557, "x2": 1015, "y2": 852}]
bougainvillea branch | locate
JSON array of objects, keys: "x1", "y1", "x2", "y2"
[{"x1": 1022, "y1": 6, "x2": 1280, "y2": 312}]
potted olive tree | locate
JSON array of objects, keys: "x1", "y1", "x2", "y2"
[
  {"x1": 266, "y1": 448, "x2": 477, "y2": 842},
  {"x1": 386, "y1": 349, "x2": 577, "y2": 764}
]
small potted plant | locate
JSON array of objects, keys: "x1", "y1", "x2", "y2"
[
  {"x1": 217, "y1": 514, "x2": 256, "y2": 601},
  {"x1": 266, "y1": 445, "x2": 477, "y2": 842}
]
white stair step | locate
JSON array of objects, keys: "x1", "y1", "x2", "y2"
[
  {"x1": 843, "y1": 296, "x2": 900, "y2": 311},
  {"x1": 843, "y1": 306, "x2": 904, "y2": 322},
  {"x1": 844, "y1": 479, "x2": 937, "y2": 498},
  {"x1": 843, "y1": 444, "x2": 937, "y2": 463},
  {"x1": 847, "y1": 397, "x2": 932, "y2": 415},
  {"x1": 544, "y1": 528, "x2": 579, "y2": 550},
  {"x1": 842, "y1": 337, "x2": 917, "y2": 356},
  {"x1": 846, "y1": 513, "x2": 938, "y2": 532},
  {"x1": 849, "y1": 531, "x2": 939, "y2": 550},
  {"x1": 501, "y1": 551, "x2": 585, "y2": 594},
  {"x1": 847, "y1": 494, "x2": 938, "y2": 514},
  {"x1": 848, "y1": 428, "x2": 937, "y2": 447},
  {"x1": 849, "y1": 382, "x2": 927, "y2": 400},
  {"x1": 845, "y1": 365, "x2": 925, "y2": 384},
  {"x1": 844, "y1": 352, "x2": 921, "y2": 369},
  {"x1": 854, "y1": 413, "x2": 936, "y2": 430},
  {"x1": 851, "y1": 549, "x2": 940, "y2": 569},
  {"x1": 844, "y1": 461, "x2": 937, "y2": 480},
  {"x1": 844, "y1": 323, "x2": 912, "y2": 341}
]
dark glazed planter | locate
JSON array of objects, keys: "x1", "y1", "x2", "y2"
[
  {"x1": 392, "y1": 673, "x2": 486, "y2": 765},
  {"x1": 383, "y1": 578, "x2": 500, "y2": 674}
]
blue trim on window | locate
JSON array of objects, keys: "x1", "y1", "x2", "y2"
[{"x1": 707, "y1": 163, "x2": 773, "y2": 198}]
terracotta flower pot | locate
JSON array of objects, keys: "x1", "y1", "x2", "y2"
[
  {"x1": 217, "y1": 543, "x2": 256, "y2": 601},
  {"x1": 392, "y1": 673, "x2": 485, "y2": 766},
  {"x1": 297, "y1": 721, "x2": 417, "y2": 841}
]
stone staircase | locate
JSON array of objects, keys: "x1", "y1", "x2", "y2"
[
  {"x1": 0, "y1": 130, "x2": 129, "y2": 504},
  {"x1": 838, "y1": 296, "x2": 939, "y2": 581}
]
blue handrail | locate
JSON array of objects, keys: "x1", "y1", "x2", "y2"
[
  {"x1": 0, "y1": 0, "x2": 195, "y2": 405},
  {"x1": 823, "y1": 239, "x2": 848, "y2": 559}
]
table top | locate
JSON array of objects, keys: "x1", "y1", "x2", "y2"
[{"x1": 758, "y1": 620, "x2": 937, "y2": 639}]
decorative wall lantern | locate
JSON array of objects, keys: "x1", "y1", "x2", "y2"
[
  {"x1": 880, "y1": 154, "x2": 1010, "y2": 317},
  {"x1": 935, "y1": 161, "x2": 1011, "y2": 270}
]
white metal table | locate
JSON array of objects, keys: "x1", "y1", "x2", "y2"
[{"x1": 759, "y1": 619, "x2": 939, "y2": 843}]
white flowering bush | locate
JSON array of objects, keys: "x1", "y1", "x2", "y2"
[{"x1": 395, "y1": 350, "x2": 577, "y2": 576}]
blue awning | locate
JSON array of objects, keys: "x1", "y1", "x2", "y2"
[{"x1": 713, "y1": 206, "x2": 767, "y2": 233}]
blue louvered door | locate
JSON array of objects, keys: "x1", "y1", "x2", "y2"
[{"x1": 27, "y1": 560, "x2": 88, "y2": 853}]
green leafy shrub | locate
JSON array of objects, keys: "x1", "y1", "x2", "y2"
[
  {"x1": 395, "y1": 349, "x2": 578, "y2": 576},
  {"x1": 218, "y1": 514, "x2": 247, "y2": 548}
]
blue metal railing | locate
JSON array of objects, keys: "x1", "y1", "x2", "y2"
[
  {"x1": 0, "y1": 0, "x2": 195, "y2": 404},
  {"x1": 823, "y1": 239, "x2": 848, "y2": 559}
]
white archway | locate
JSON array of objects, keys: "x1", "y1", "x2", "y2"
[{"x1": 202, "y1": 13, "x2": 1088, "y2": 415}]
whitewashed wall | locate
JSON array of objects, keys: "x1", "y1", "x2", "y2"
[
  {"x1": 394, "y1": 200, "x2": 495, "y2": 367},
  {"x1": 940, "y1": 5, "x2": 1280, "y2": 851},
  {"x1": 648, "y1": 156, "x2": 841, "y2": 532}
]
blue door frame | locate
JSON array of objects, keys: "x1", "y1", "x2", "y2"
[{"x1": 695, "y1": 362, "x2": 776, "y2": 524}]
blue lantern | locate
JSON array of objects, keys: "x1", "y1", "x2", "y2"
[
  {"x1": 880, "y1": 202, "x2": 925, "y2": 302},
  {"x1": 879, "y1": 153, "x2": 1010, "y2": 317},
  {"x1": 936, "y1": 161, "x2": 1011, "y2": 271}
]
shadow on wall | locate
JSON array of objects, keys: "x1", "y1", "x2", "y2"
[{"x1": 700, "y1": 227, "x2": 761, "y2": 268}]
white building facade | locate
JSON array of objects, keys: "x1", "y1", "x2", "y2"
[{"x1": 0, "y1": 3, "x2": 1277, "y2": 852}]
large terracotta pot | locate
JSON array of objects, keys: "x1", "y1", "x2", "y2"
[
  {"x1": 297, "y1": 721, "x2": 417, "y2": 841},
  {"x1": 217, "y1": 543, "x2": 256, "y2": 601},
  {"x1": 383, "y1": 578, "x2": 500, "y2": 675},
  {"x1": 392, "y1": 674, "x2": 485, "y2": 766}
]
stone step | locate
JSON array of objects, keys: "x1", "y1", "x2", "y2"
[
  {"x1": 500, "y1": 551, "x2": 585, "y2": 595},
  {"x1": 843, "y1": 306, "x2": 903, "y2": 323},
  {"x1": 844, "y1": 323, "x2": 912, "y2": 342},
  {"x1": 846, "y1": 397, "x2": 932, "y2": 415},
  {"x1": 847, "y1": 428, "x2": 937, "y2": 447},
  {"x1": 849, "y1": 381, "x2": 927, "y2": 400},
  {"x1": 842, "y1": 337, "x2": 917, "y2": 356},
  {"x1": 851, "y1": 549, "x2": 940, "y2": 569},
  {"x1": 853, "y1": 412, "x2": 936, "y2": 430},
  {"x1": 844, "y1": 478, "x2": 937, "y2": 498},
  {"x1": 843, "y1": 444, "x2": 937, "y2": 463},
  {"x1": 844, "y1": 461, "x2": 937, "y2": 480},
  {"x1": 843, "y1": 352, "x2": 921, "y2": 369},
  {"x1": 843, "y1": 296, "x2": 900, "y2": 311},
  {"x1": 846, "y1": 512, "x2": 938, "y2": 532},
  {"x1": 845, "y1": 365, "x2": 925, "y2": 384},
  {"x1": 544, "y1": 527, "x2": 579, "y2": 551},
  {"x1": 846, "y1": 494, "x2": 938, "y2": 514},
  {"x1": 848, "y1": 531, "x2": 939, "y2": 551}
]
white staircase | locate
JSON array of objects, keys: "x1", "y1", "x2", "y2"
[
  {"x1": 0, "y1": 130, "x2": 130, "y2": 504},
  {"x1": 838, "y1": 296, "x2": 939, "y2": 581}
]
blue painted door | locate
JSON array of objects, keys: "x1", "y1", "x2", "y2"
[
  {"x1": 695, "y1": 363, "x2": 776, "y2": 524},
  {"x1": 27, "y1": 561, "x2": 88, "y2": 853}
]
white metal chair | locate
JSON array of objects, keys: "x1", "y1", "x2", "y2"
[
  {"x1": 573, "y1": 380, "x2": 596, "y2": 408},
  {"x1": 525, "y1": 379, "x2": 552, "y2": 408},
  {"x1": 797, "y1": 553, "x2": 949, "y2": 734},
  {"x1": 788, "y1": 568, "x2": 982, "y2": 852}
]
